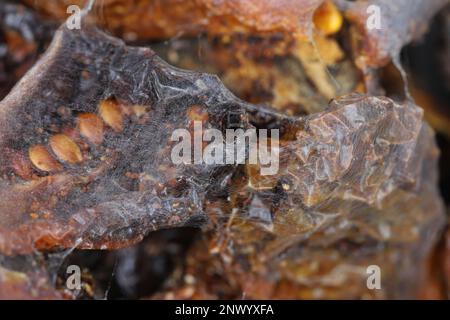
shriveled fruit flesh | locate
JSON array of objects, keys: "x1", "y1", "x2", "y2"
[
  {"x1": 0, "y1": 255, "x2": 72, "y2": 299},
  {"x1": 153, "y1": 234, "x2": 443, "y2": 299},
  {"x1": 153, "y1": 96, "x2": 446, "y2": 299},
  {"x1": 0, "y1": 267, "x2": 61, "y2": 299},
  {"x1": 151, "y1": 233, "x2": 241, "y2": 300},
  {"x1": 21, "y1": 0, "x2": 355, "y2": 109},
  {"x1": 0, "y1": 2, "x2": 56, "y2": 99},
  {"x1": 0, "y1": 24, "x2": 446, "y2": 299},
  {"x1": 55, "y1": 228, "x2": 199, "y2": 299},
  {"x1": 23, "y1": 0, "x2": 325, "y2": 41},
  {"x1": 22, "y1": 0, "x2": 448, "y2": 67},
  {"x1": 0, "y1": 24, "x2": 259, "y2": 255},
  {"x1": 337, "y1": 0, "x2": 450, "y2": 69},
  {"x1": 152, "y1": 32, "x2": 361, "y2": 116},
  {"x1": 9, "y1": 0, "x2": 360, "y2": 117}
]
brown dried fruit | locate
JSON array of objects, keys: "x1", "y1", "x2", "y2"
[
  {"x1": 152, "y1": 32, "x2": 358, "y2": 116},
  {"x1": 77, "y1": 113, "x2": 104, "y2": 145},
  {"x1": 339, "y1": 0, "x2": 448, "y2": 68},
  {"x1": 7, "y1": 150, "x2": 33, "y2": 180},
  {"x1": 21, "y1": 0, "x2": 447, "y2": 70},
  {"x1": 99, "y1": 99, "x2": 124, "y2": 133},
  {"x1": 49, "y1": 134, "x2": 83, "y2": 164},
  {"x1": 24, "y1": 0, "x2": 325, "y2": 40},
  {"x1": 0, "y1": 25, "x2": 445, "y2": 302},
  {"x1": 0, "y1": 266, "x2": 70, "y2": 300},
  {"x1": 28, "y1": 145, "x2": 62, "y2": 172},
  {"x1": 0, "y1": 3, "x2": 55, "y2": 100}
]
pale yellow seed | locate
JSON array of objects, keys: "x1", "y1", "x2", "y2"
[
  {"x1": 78, "y1": 113, "x2": 104, "y2": 145},
  {"x1": 99, "y1": 99, "x2": 124, "y2": 132},
  {"x1": 49, "y1": 134, "x2": 83, "y2": 164},
  {"x1": 29, "y1": 145, "x2": 62, "y2": 172},
  {"x1": 313, "y1": 1, "x2": 343, "y2": 36},
  {"x1": 132, "y1": 105, "x2": 147, "y2": 118}
]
